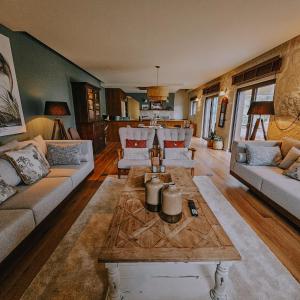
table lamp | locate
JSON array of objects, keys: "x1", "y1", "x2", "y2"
[
  {"x1": 247, "y1": 101, "x2": 275, "y2": 140},
  {"x1": 44, "y1": 101, "x2": 71, "y2": 139}
]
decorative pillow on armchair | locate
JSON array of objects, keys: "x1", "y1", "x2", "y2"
[
  {"x1": 125, "y1": 139, "x2": 147, "y2": 148},
  {"x1": 47, "y1": 143, "x2": 81, "y2": 166},
  {"x1": 123, "y1": 148, "x2": 150, "y2": 160},
  {"x1": 283, "y1": 157, "x2": 300, "y2": 181},
  {"x1": 2, "y1": 144, "x2": 50, "y2": 185},
  {"x1": 246, "y1": 145, "x2": 282, "y2": 166},
  {"x1": 164, "y1": 140, "x2": 185, "y2": 148}
]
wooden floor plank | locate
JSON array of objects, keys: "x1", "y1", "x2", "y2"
[{"x1": 0, "y1": 139, "x2": 299, "y2": 300}]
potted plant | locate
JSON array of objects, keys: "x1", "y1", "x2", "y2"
[
  {"x1": 207, "y1": 131, "x2": 216, "y2": 148},
  {"x1": 213, "y1": 135, "x2": 224, "y2": 150}
]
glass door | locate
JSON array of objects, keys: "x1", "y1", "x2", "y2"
[
  {"x1": 231, "y1": 80, "x2": 275, "y2": 144},
  {"x1": 202, "y1": 95, "x2": 218, "y2": 139}
]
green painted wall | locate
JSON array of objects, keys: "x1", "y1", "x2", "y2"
[{"x1": 0, "y1": 25, "x2": 105, "y2": 143}]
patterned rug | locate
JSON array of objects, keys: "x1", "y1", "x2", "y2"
[{"x1": 21, "y1": 176, "x2": 300, "y2": 300}]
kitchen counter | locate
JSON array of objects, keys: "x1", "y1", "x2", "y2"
[{"x1": 106, "y1": 120, "x2": 194, "y2": 142}]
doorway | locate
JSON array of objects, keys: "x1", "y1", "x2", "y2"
[
  {"x1": 202, "y1": 95, "x2": 218, "y2": 139},
  {"x1": 231, "y1": 80, "x2": 275, "y2": 145}
]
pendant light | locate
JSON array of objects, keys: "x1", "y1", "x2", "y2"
[{"x1": 147, "y1": 66, "x2": 169, "y2": 102}]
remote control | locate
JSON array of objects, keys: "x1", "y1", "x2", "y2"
[{"x1": 188, "y1": 200, "x2": 198, "y2": 217}]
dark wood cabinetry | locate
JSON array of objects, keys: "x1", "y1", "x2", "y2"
[
  {"x1": 105, "y1": 88, "x2": 127, "y2": 117},
  {"x1": 71, "y1": 82, "x2": 106, "y2": 153}
]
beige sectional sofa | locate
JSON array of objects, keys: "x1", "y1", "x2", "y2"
[
  {"x1": 230, "y1": 139, "x2": 300, "y2": 227},
  {"x1": 0, "y1": 139, "x2": 94, "y2": 263}
]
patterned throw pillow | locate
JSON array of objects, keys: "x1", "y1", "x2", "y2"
[
  {"x1": 1, "y1": 144, "x2": 50, "y2": 185},
  {"x1": 0, "y1": 177, "x2": 17, "y2": 204},
  {"x1": 164, "y1": 140, "x2": 185, "y2": 148},
  {"x1": 246, "y1": 145, "x2": 282, "y2": 166},
  {"x1": 283, "y1": 157, "x2": 300, "y2": 181},
  {"x1": 125, "y1": 139, "x2": 147, "y2": 148},
  {"x1": 47, "y1": 143, "x2": 81, "y2": 166}
]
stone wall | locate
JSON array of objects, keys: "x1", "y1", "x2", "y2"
[{"x1": 189, "y1": 35, "x2": 300, "y2": 150}]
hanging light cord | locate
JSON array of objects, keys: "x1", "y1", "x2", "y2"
[
  {"x1": 155, "y1": 65, "x2": 160, "y2": 86},
  {"x1": 273, "y1": 112, "x2": 300, "y2": 131},
  {"x1": 271, "y1": 69, "x2": 300, "y2": 131}
]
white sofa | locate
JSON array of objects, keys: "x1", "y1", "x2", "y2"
[
  {"x1": 230, "y1": 140, "x2": 300, "y2": 227},
  {"x1": 0, "y1": 139, "x2": 94, "y2": 263}
]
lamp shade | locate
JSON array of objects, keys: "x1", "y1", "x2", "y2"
[
  {"x1": 147, "y1": 86, "x2": 169, "y2": 101},
  {"x1": 44, "y1": 101, "x2": 71, "y2": 116},
  {"x1": 247, "y1": 101, "x2": 275, "y2": 116}
]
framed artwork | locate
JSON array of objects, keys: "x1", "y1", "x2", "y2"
[
  {"x1": 218, "y1": 97, "x2": 228, "y2": 128},
  {"x1": 0, "y1": 34, "x2": 26, "y2": 136}
]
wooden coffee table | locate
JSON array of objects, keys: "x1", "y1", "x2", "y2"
[{"x1": 99, "y1": 167, "x2": 241, "y2": 300}]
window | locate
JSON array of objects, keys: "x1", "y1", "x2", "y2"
[
  {"x1": 202, "y1": 95, "x2": 218, "y2": 139},
  {"x1": 190, "y1": 99, "x2": 197, "y2": 116},
  {"x1": 231, "y1": 80, "x2": 275, "y2": 145}
]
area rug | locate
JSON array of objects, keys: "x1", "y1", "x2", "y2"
[{"x1": 21, "y1": 176, "x2": 300, "y2": 300}]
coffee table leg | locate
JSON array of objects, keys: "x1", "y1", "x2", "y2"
[
  {"x1": 210, "y1": 262, "x2": 231, "y2": 300},
  {"x1": 106, "y1": 263, "x2": 121, "y2": 300}
]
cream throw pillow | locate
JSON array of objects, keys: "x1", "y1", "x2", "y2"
[
  {"x1": 279, "y1": 146, "x2": 300, "y2": 169},
  {"x1": 281, "y1": 137, "x2": 300, "y2": 157},
  {"x1": 283, "y1": 157, "x2": 300, "y2": 181}
]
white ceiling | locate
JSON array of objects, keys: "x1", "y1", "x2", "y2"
[{"x1": 1, "y1": 0, "x2": 300, "y2": 92}]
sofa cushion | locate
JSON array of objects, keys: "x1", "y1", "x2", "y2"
[
  {"x1": 279, "y1": 146, "x2": 300, "y2": 169},
  {"x1": 123, "y1": 148, "x2": 150, "y2": 160},
  {"x1": 246, "y1": 145, "x2": 282, "y2": 166},
  {"x1": 47, "y1": 143, "x2": 81, "y2": 166},
  {"x1": 0, "y1": 209, "x2": 35, "y2": 262},
  {"x1": 0, "y1": 140, "x2": 18, "y2": 153},
  {"x1": 0, "y1": 178, "x2": 17, "y2": 204},
  {"x1": 0, "y1": 158, "x2": 21, "y2": 186},
  {"x1": 47, "y1": 162, "x2": 93, "y2": 187},
  {"x1": 232, "y1": 163, "x2": 276, "y2": 190},
  {"x1": 0, "y1": 177, "x2": 73, "y2": 225},
  {"x1": 163, "y1": 159, "x2": 195, "y2": 168},
  {"x1": 2, "y1": 144, "x2": 50, "y2": 185},
  {"x1": 118, "y1": 159, "x2": 151, "y2": 169},
  {"x1": 281, "y1": 137, "x2": 300, "y2": 157},
  {"x1": 260, "y1": 168, "x2": 300, "y2": 219},
  {"x1": 18, "y1": 135, "x2": 47, "y2": 156}
]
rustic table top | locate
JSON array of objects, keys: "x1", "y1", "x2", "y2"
[{"x1": 99, "y1": 167, "x2": 241, "y2": 263}]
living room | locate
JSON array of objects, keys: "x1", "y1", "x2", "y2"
[{"x1": 0, "y1": 1, "x2": 299, "y2": 299}]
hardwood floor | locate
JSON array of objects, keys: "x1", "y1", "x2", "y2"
[{"x1": 0, "y1": 139, "x2": 299, "y2": 300}]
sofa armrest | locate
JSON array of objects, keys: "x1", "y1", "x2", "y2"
[{"x1": 45, "y1": 140, "x2": 94, "y2": 167}]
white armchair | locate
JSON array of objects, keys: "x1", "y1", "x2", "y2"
[
  {"x1": 117, "y1": 127, "x2": 155, "y2": 178},
  {"x1": 157, "y1": 128, "x2": 196, "y2": 176}
]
